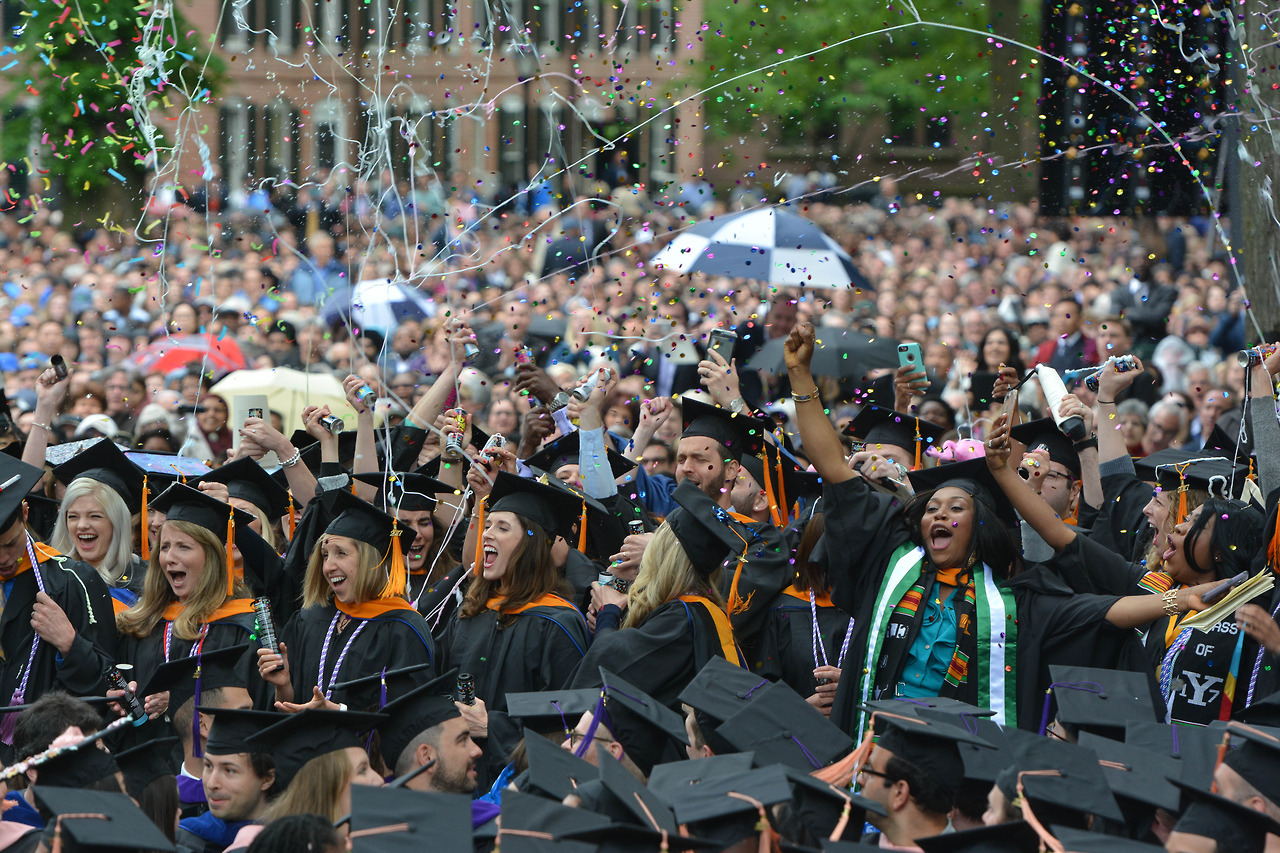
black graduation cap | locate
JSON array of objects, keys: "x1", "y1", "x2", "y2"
[
  {"x1": 525, "y1": 430, "x2": 637, "y2": 480},
  {"x1": 1075, "y1": 732, "x2": 1181, "y2": 813},
  {"x1": 193, "y1": 456, "x2": 291, "y2": 520},
  {"x1": 536, "y1": 475, "x2": 625, "y2": 559},
  {"x1": 123, "y1": 451, "x2": 211, "y2": 487},
  {"x1": 24, "y1": 492, "x2": 60, "y2": 543},
  {"x1": 678, "y1": 656, "x2": 773, "y2": 756},
  {"x1": 912, "y1": 711, "x2": 1010, "y2": 786},
  {"x1": 286, "y1": 428, "x2": 360, "y2": 467},
  {"x1": 716, "y1": 681, "x2": 854, "y2": 772},
  {"x1": 646, "y1": 752, "x2": 757, "y2": 802},
  {"x1": 1170, "y1": 778, "x2": 1280, "y2": 853},
  {"x1": 522, "y1": 727, "x2": 596, "y2": 800},
  {"x1": 1237, "y1": 691, "x2": 1280, "y2": 727},
  {"x1": 486, "y1": 471, "x2": 584, "y2": 543},
  {"x1": 46, "y1": 437, "x2": 106, "y2": 467},
  {"x1": 1000, "y1": 727, "x2": 1124, "y2": 823},
  {"x1": 672, "y1": 764, "x2": 794, "y2": 845},
  {"x1": 1131, "y1": 447, "x2": 1198, "y2": 482},
  {"x1": 842, "y1": 405, "x2": 946, "y2": 462},
  {"x1": 148, "y1": 482, "x2": 256, "y2": 540},
  {"x1": 869, "y1": 713, "x2": 993, "y2": 801},
  {"x1": 322, "y1": 488, "x2": 417, "y2": 554},
  {"x1": 862, "y1": 697, "x2": 996, "y2": 720},
  {"x1": 1010, "y1": 417, "x2": 1081, "y2": 478},
  {"x1": 907, "y1": 456, "x2": 1018, "y2": 527},
  {"x1": 31, "y1": 787, "x2": 176, "y2": 852},
  {"x1": 111, "y1": 734, "x2": 179, "y2": 800},
  {"x1": 52, "y1": 438, "x2": 146, "y2": 513},
  {"x1": 352, "y1": 471, "x2": 452, "y2": 514},
  {"x1": 498, "y1": 790, "x2": 611, "y2": 844},
  {"x1": 246, "y1": 709, "x2": 387, "y2": 789},
  {"x1": 200, "y1": 707, "x2": 282, "y2": 756},
  {"x1": 1047, "y1": 827, "x2": 1164, "y2": 853},
  {"x1": 915, "y1": 820, "x2": 1040, "y2": 853},
  {"x1": 1048, "y1": 665, "x2": 1158, "y2": 738},
  {"x1": 783, "y1": 767, "x2": 886, "y2": 842},
  {"x1": 0, "y1": 454, "x2": 48, "y2": 529},
  {"x1": 594, "y1": 668, "x2": 688, "y2": 777},
  {"x1": 740, "y1": 442, "x2": 821, "y2": 519},
  {"x1": 562, "y1": 821, "x2": 721, "y2": 853},
  {"x1": 347, "y1": 785, "x2": 472, "y2": 853},
  {"x1": 376, "y1": 671, "x2": 463, "y2": 772},
  {"x1": 139, "y1": 643, "x2": 252, "y2": 714},
  {"x1": 680, "y1": 397, "x2": 767, "y2": 462},
  {"x1": 1123, "y1": 720, "x2": 1220, "y2": 788},
  {"x1": 1221, "y1": 721, "x2": 1280, "y2": 807},
  {"x1": 1150, "y1": 455, "x2": 1249, "y2": 499},
  {"x1": 506, "y1": 687, "x2": 602, "y2": 737},
  {"x1": 36, "y1": 741, "x2": 120, "y2": 790},
  {"x1": 596, "y1": 744, "x2": 679, "y2": 835},
  {"x1": 1203, "y1": 423, "x2": 1251, "y2": 465},
  {"x1": 330, "y1": 662, "x2": 441, "y2": 709},
  {"x1": 665, "y1": 479, "x2": 751, "y2": 575}
]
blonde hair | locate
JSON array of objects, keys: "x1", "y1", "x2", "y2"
[
  {"x1": 624, "y1": 524, "x2": 725, "y2": 628},
  {"x1": 242, "y1": 502, "x2": 277, "y2": 551},
  {"x1": 301, "y1": 534, "x2": 388, "y2": 609},
  {"x1": 116, "y1": 520, "x2": 249, "y2": 641},
  {"x1": 50, "y1": 479, "x2": 135, "y2": 584},
  {"x1": 261, "y1": 749, "x2": 350, "y2": 824},
  {"x1": 1143, "y1": 487, "x2": 1208, "y2": 572}
]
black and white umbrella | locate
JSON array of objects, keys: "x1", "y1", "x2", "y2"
[
  {"x1": 651, "y1": 207, "x2": 869, "y2": 289},
  {"x1": 321, "y1": 278, "x2": 435, "y2": 334}
]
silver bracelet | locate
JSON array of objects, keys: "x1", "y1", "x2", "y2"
[
  {"x1": 280, "y1": 448, "x2": 303, "y2": 469},
  {"x1": 31, "y1": 422, "x2": 51, "y2": 433}
]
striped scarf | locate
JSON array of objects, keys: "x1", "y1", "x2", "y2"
[{"x1": 883, "y1": 566, "x2": 980, "y2": 691}]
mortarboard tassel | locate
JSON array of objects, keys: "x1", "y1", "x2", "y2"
[
  {"x1": 1210, "y1": 728, "x2": 1232, "y2": 794},
  {"x1": 775, "y1": 452, "x2": 789, "y2": 526},
  {"x1": 913, "y1": 421, "x2": 923, "y2": 471},
  {"x1": 225, "y1": 509, "x2": 236, "y2": 598},
  {"x1": 287, "y1": 489, "x2": 296, "y2": 540},
  {"x1": 1173, "y1": 463, "x2": 1190, "y2": 527},
  {"x1": 472, "y1": 496, "x2": 486, "y2": 576},
  {"x1": 1016, "y1": 770, "x2": 1066, "y2": 853},
  {"x1": 381, "y1": 521, "x2": 407, "y2": 599},
  {"x1": 140, "y1": 475, "x2": 149, "y2": 561},
  {"x1": 725, "y1": 792, "x2": 778, "y2": 853},
  {"x1": 577, "y1": 500, "x2": 588, "y2": 553},
  {"x1": 759, "y1": 452, "x2": 783, "y2": 528}
]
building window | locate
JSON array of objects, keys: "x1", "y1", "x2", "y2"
[
  {"x1": 218, "y1": 103, "x2": 251, "y2": 196},
  {"x1": 498, "y1": 98, "x2": 526, "y2": 185}
]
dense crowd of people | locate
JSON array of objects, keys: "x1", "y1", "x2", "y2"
[{"x1": 0, "y1": 187, "x2": 1273, "y2": 853}]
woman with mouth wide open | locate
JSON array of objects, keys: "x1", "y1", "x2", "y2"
[
  {"x1": 49, "y1": 467, "x2": 146, "y2": 612},
  {"x1": 782, "y1": 323, "x2": 1224, "y2": 736},
  {"x1": 116, "y1": 484, "x2": 265, "y2": 717},
  {"x1": 438, "y1": 468, "x2": 589, "y2": 777},
  {"x1": 255, "y1": 489, "x2": 437, "y2": 714}
]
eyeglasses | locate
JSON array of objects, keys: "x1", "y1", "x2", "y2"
[
  {"x1": 566, "y1": 732, "x2": 615, "y2": 748},
  {"x1": 1043, "y1": 471, "x2": 1074, "y2": 484},
  {"x1": 856, "y1": 765, "x2": 895, "y2": 784}
]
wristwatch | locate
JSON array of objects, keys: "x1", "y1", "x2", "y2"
[
  {"x1": 727, "y1": 397, "x2": 747, "y2": 414},
  {"x1": 549, "y1": 391, "x2": 572, "y2": 411}
]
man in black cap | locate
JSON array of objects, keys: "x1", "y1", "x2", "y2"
[
  {"x1": 1212, "y1": 723, "x2": 1280, "y2": 852},
  {"x1": 176, "y1": 709, "x2": 278, "y2": 853},
  {"x1": 0, "y1": 454, "x2": 115, "y2": 761},
  {"x1": 856, "y1": 715, "x2": 985, "y2": 849},
  {"x1": 377, "y1": 676, "x2": 483, "y2": 797}
]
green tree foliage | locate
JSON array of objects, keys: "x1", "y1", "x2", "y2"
[
  {"x1": 700, "y1": 0, "x2": 1009, "y2": 143},
  {"x1": 4, "y1": 0, "x2": 219, "y2": 205}
]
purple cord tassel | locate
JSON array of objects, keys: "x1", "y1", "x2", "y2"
[{"x1": 0, "y1": 691, "x2": 23, "y2": 745}]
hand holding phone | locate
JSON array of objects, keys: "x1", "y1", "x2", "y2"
[{"x1": 897, "y1": 342, "x2": 923, "y2": 373}]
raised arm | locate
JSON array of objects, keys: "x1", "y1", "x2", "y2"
[
  {"x1": 784, "y1": 323, "x2": 853, "y2": 484},
  {"x1": 1094, "y1": 356, "x2": 1143, "y2": 465},
  {"x1": 1249, "y1": 348, "x2": 1280, "y2": 499},
  {"x1": 406, "y1": 319, "x2": 474, "y2": 431},
  {"x1": 1058, "y1": 393, "x2": 1103, "y2": 510},
  {"x1": 986, "y1": 413, "x2": 1078, "y2": 552},
  {"x1": 344, "y1": 375, "x2": 378, "y2": 502},
  {"x1": 23, "y1": 367, "x2": 69, "y2": 471}
]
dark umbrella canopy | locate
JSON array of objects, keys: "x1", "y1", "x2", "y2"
[{"x1": 747, "y1": 328, "x2": 899, "y2": 381}]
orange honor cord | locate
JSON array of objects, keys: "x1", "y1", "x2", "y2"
[{"x1": 140, "y1": 476, "x2": 149, "y2": 561}]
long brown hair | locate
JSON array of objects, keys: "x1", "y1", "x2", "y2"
[
  {"x1": 791, "y1": 512, "x2": 826, "y2": 594},
  {"x1": 459, "y1": 515, "x2": 571, "y2": 626},
  {"x1": 116, "y1": 520, "x2": 249, "y2": 641},
  {"x1": 260, "y1": 750, "x2": 350, "y2": 825},
  {"x1": 301, "y1": 535, "x2": 389, "y2": 609}
]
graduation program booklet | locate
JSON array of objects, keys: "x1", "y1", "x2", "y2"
[{"x1": 1181, "y1": 571, "x2": 1275, "y2": 633}]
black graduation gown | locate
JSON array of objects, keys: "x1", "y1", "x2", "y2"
[
  {"x1": 281, "y1": 603, "x2": 437, "y2": 710},
  {"x1": 235, "y1": 527, "x2": 288, "y2": 623},
  {"x1": 568, "y1": 598, "x2": 729, "y2": 710},
  {"x1": 1087, "y1": 468, "x2": 1156, "y2": 562},
  {"x1": 0, "y1": 551, "x2": 115, "y2": 761},
  {"x1": 750, "y1": 587, "x2": 852, "y2": 698},
  {"x1": 820, "y1": 476, "x2": 1131, "y2": 734},
  {"x1": 115, "y1": 609, "x2": 271, "y2": 709},
  {"x1": 414, "y1": 563, "x2": 471, "y2": 639}
]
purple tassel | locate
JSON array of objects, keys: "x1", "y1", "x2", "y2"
[{"x1": 0, "y1": 691, "x2": 23, "y2": 745}]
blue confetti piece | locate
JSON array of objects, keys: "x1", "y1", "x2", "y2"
[{"x1": 107, "y1": 169, "x2": 126, "y2": 183}]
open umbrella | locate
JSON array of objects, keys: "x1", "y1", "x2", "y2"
[
  {"x1": 321, "y1": 278, "x2": 434, "y2": 334},
  {"x1": 651, "y1": 207, "x2": 870, "y2": 289},
  {"x1": 747, "y1": 329, "x2": 899, "y2": 380},
  {"x1": 210, "y1": 367, "x2": 357, "y2": 433},
  {"x1": 126, "y1": 334, "x2": 247, "y2": 377}
]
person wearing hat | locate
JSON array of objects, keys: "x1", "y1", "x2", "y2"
[
  {"x1": 1009, "y1": 413, "x2": 1095, "y2": 528},
  {"x1": 49, "y1": 438, "x2": 149, "y2": 611},
  {"x1": 115, "y1": 484, "x2": 263, "y2": 715},
  {"x1": 437, "y1": 473, "x2": 588, "y2": 776},
  {"x1": 1211, "y1": 722, "x2": 1280, "y2": 851},
  {"x1": 988, "y1": 413, "x2": 1270, "y2": 726},
  {"x1": 351, "y1": 471, "x2": 459, "y2": 609},
  {"x1": 256, "y1": 489, "x2": 437, "y2": 712},
  {"x1": 569, "y1": 479, "x2": 754, "y2": 707},
  {"x1": 0, "y1": 453, "x2": 115, "y2": 761},
  {"x1": 841, "y1": 404, "x2": 947, "y2": 498},
  {"x1": 376, "y1": 674, "x2": 483, "y2": 797},
  {"x1": 174, "y1": 709, "x2": 279, "y2": 853},
  {"x1": 565, "y1": 668, "x2": 690, "y2": 781},
  {"x1": 784, "y1": 324, "x2": 1210, "y2": 735}
]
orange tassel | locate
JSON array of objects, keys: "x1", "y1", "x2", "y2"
[
  {"x1": 287, "y1": 490, "x2": 296, "y2": 540},
  {"x1": 140, "y1": 475, "x2": 149, "y2": 562},
  {"x1": 472, "y1": 496, "x2": 486, "y2": 576},
  {"x1": 577, "y1": 500, "x2": 588, "y2": 552},
  {"x1": 1176, "y1": 486, "x2": 1188, "y2": 527},
  {"x1": 225, "y1": 509, "x2": 236, "y2": 598},
  {"x1": 775, "y1": 454, "x2": 788, "y2": 526},
  {"x1": 1269, "y1": 500, "x2": 1280, "y2": 570},
  {"x1": 1210, "y1": 728, "x2": 1232, "y2": 794},
  {"x1": 726, "y1": 550, "x2": 752, "y2": 616},
  {"x1": 913, "y1": 422, "x2": 923, "y2": 471},
  {"x1": 380, "y1": 521, "x2": 407, "y2": 599},
  {"x1": 760, "y1": 451, "x2": 783, "y2": 527}
]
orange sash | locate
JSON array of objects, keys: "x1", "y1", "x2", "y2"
[
  {"x1": 678, "y1": 594, "x2": 741, "y2": 665},
  {"x1": 162, "y1": 598, "x2": 257, "y2": 623},
  {"x1": 484, "y1": 593, "x2": 578, "y2": 615},
  {"x1": 781, "y1": 584, "x2": 834, "y2": 608},
  {"x1": 337, "y1": 597, "x2": 417, "y2": 619}
]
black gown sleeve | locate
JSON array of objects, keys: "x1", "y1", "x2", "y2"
[
  {"x1": 819, "y1": 476, "x2": 911, "y2": 617},
  {"x1": 1087, "y1": 470, "x2": 1154, "y2": 561},
  {"x1": 1045, "y1": 534, "x2": 1152, "y2": 597}
]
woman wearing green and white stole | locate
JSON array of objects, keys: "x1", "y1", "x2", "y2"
[{"x1": 782, "y1": 323, "x2": 1218, "y2": 736}]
